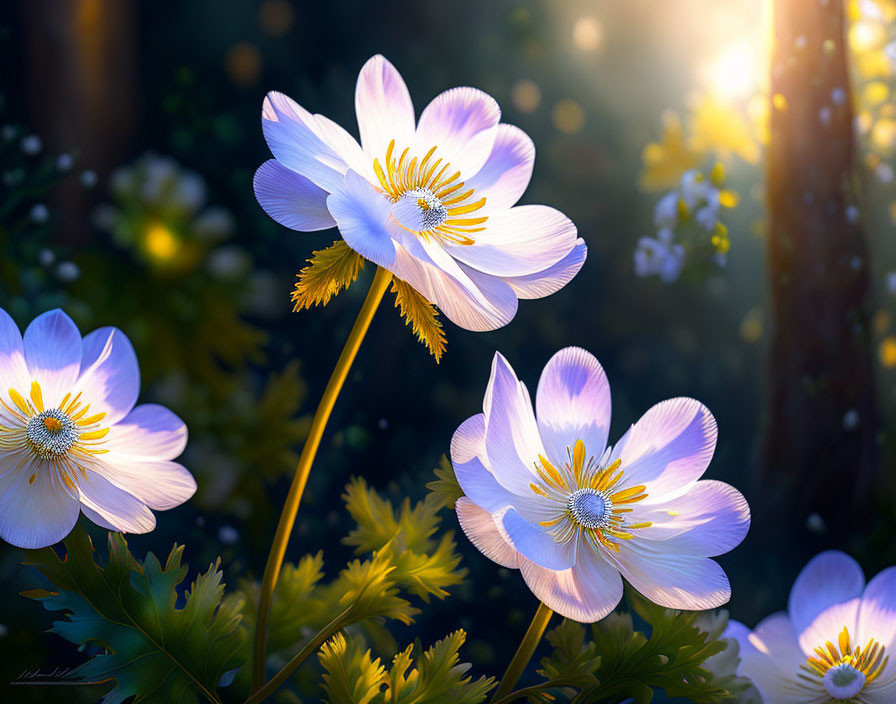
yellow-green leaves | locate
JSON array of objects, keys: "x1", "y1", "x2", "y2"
[
  {"x1": 291, "y1": 239, "x2": 365, "y2": 311},
  {"x1": 426, "y1": 455, "x2": 464, "y2": 511},
  {"x1": 319, "y1": 630, "x2": 493, "y2": 704},
  {"x1": 391, "y1": 277, "x2": 446, "y2": 362}
]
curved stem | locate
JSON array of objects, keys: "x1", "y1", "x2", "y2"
[
  {"x1": 250, "y1": 266, "x2": 393, "y2": 690},
  {"x1": 244, "y1": 606, "x2": 353, "y2": 704},
  {"x1": 491, "y1": 601, "x2": 554, "y2": 703}
]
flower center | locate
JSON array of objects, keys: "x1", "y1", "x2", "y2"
[
  {"x1": 802, "y1": 627, "x2": 888, "y2": 700},
  {"x1": 0, "y1": 381, "x2": 111, "y2": 488},
  {"x1": 26, "y1": 409, "x2": 78, "y2": 458},
  {"x1": 373, "y1": 139, "x2": 486, "y2": 246},
  {"x1": 530, "y1": 439, "x2": 652, "y2": 554},
  {"x1": 566, "y1": 488, "x2": 611, "y2": 529}
]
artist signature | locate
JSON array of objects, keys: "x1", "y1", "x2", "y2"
[{"x1": 10, "y1": 667, "x2": 105, "y2": 686}]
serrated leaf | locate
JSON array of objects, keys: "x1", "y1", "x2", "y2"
[
  {"x1": 425, "y1": 455, "x2": 464, "y2": 512},
  {"x1": 24, "y1": 525, "x2": 245, "y2": 704},
  {"x1": 319, "y1": 630, "x2": 493, "y2": 704},
  {"x1": 291, "y1": 239, "x2": 365, "y2": 311},
  {"x1": 319, "y1": 633, "x2": 387, "y2": 704},
  {"x1": 391, "y1": 277, "x2": 446, "y2": 362}
]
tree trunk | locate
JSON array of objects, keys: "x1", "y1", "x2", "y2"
[
  {"x1": 761, "y1": 0, "x2": 877, "y2": 536},
  {"x1": 20, "y1": 0, "x2": 138, "y2": 244}
]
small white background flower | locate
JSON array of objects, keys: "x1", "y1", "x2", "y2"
[
  {"x1": 0, "y1": 308, "x2": 195, "y2": 549},
  {"x1": 728, "y1": 551, "x2": 896, "y2": 703},
  {"x1": 254, "y1": 54, "x2": 586, "y2": 331},
  {"x1": 452, "y1": 346, "x2": 749, "y2": 622}
]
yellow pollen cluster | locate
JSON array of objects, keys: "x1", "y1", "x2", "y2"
[
  {"x1": 0, "y1": 381, "x2": 110, "y2": 491},
  {"x1": 800, "y1": 627, "x2": 888, "y2": 691},
  {"x1": 530, "y1": 439, "x2": 652, "y2": 554},
  {"x1": 373, "y1": 139, "x2": 487, "y2": 246}
]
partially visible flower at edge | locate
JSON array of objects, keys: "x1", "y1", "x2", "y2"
[
  {"x1": 451, "y1": 346, "x2": 750, "y2": 622},
  {"x1": 727, "y1": 551, "x2": 896, "y2": 703},
  {"x1": 0, "y1": 308, "x2": 195, "y2": 549},
  {"x1": 254, "y1": 54, "x2": 587, "y2": 332}
]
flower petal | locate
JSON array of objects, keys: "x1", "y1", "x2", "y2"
[
  {"x1": 450, "y1": 413, "x2": 486, "y2": 464},
  {"x1": 465, "y1": 124, "x2": 534, "y2": 212},
  {"x1": 262, "y1": 91, "x2": 348, "y2": 192},
  {"x1": 326, "y1": 170, "x2": 397, "y2": 266},
  {"x1": 612, "y1": 397, "x2": 718, "y2": 502},
  {"x1": 104, "y1": 404, "x2": 188, "y2": 461},
  {"x1": 77, "y1": 470, "x2": 156, "y2": 533},
  {"x1": 254, "y1": 159, "x2": 335, "y2": 232},
  {"x1": 536, "y1": 346, "x2": 611, "y2": 466},
  {"x1": 455, "y1": 497, "x2": 520, "y2": 569},
  {"x1": 503, "y1": 238, "x2": 587, "y2": 300},
  {"x1": 89, "y1": 455, "x2": 196, "y2": 511},
  {"x1": 501, "y1": 507, "x2": 575, "y2": 570},
  {"x1": 72, "y1": 327, "x2": 139, "y2": 425},
  {"x1": 414, "y1": 87, "x2": 500, "y2": 177},
  {"x1": 614, "y1": 542, "x2": 731, "y2": 610},
  {"x1": 788, "y1": 550, "x2": 864, "y2": 652},
  {"x1": 452, "y1": 414, "x2": 515, "y2": 513},
  {"x1": 355, "y1": 55, "x2": 415, "y2": 160},
  {"x1": 446, "y1": 205, "x2": 577, "y2": 277},
  {"x1": 637, "y1": 480, "x2": 750, "y2": 557},
  {"x1": 390, "y1": 237, "x2": 519, "y2": 331},
  {"x1": 859, "y1": 566, "x2": 896, "y2": 656},
  {"x1": 482, "y1": 353, "x2": 546, "y2": 496},
  {"x1": 730, "y1": 613, "x2": 815, "y2": 704},
  {"x1": 23, "y1": 309, "x2": 82, "y2": 407},
  {"x1": 0, "y1": 307, "x2": 27, "y2": 392},
  {"x1": 519, "y1": 547, "x2": 623, "y2": 623},
  {"x1": 0, "y1": 466, "x2": 79, "y2": 548}
]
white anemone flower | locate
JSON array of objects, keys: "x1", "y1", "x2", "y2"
[
  {"x1": 452, "y1": 347, "x2": 749, "y2": 622},
  {"x1": 0, "y1": 308, "x2": 195, "y2": 549},
  {"x1": 728, "y1": 551, "x2": 896, "y2": 703},
  {"x1": 254, "y1": 54, "x2": 586, "y2": 331}
]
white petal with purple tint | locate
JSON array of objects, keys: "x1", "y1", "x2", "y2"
[
  {"x1": 254, "y1": 160, "x2": 335, "y2": 232},
  {"x1": 465, "y1": 124, "x2": 534, "y2": 212},
  {"x1": 23, "y1": 309, "x2": 82, "y2": 407},
  {"x1": 72, "y1": 327, "x2": 140, "y2": 425},
  {"x1": 503, "y1": 239, "x2": 587, "y2": 301},
  {"x1": 0, "y1": 467, "x2": 79, "y2": 549},
  {"x1": 355, "y1": 55, "x2": 415, "y2": 160}
]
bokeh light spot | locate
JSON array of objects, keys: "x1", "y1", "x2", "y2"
[
  {"x1": 573, "y1": 16, "x2": 602, "y2": 52},
  {"x1": 552, "y1": 99, "x2": 585, "y2": 134},
  {"x1": 259, "y1": 0, "x2": 294, "y2": 37},
  {"x1": 226, "y1": 42, "x2": 262, "y2": 87},
  {"x1": 511, "y1": 79, "x2": 541, "y2": 113}
]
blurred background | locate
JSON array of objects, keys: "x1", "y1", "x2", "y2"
[{"x1": 1, "y1": 0, "x2": 895, "y2": 701}]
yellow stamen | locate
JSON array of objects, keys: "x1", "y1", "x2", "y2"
[{"x1": 30, "y1": 382, "x2": 44, "y2": 412}]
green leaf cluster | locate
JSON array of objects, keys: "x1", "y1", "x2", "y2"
[
  {"x1": 318, "y1": 630, "x2": 493, "y2": 704},
  {"x1": 525, "y1": 591, "x2": 755, "y2": 704},
  {"x1": 23, "y1": 525, "x2": 245, "y2": 704}
]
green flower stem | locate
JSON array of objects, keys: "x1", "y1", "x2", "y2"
[
  {"x1": 250, "y1": 266, "x2": 393, "y2": 691},
  {"x1": 243, "y1": 606, "x2": 353, "y2": 704},
  {"x1": 491, "y1": 601, "x2": 554, "y2": 702}
]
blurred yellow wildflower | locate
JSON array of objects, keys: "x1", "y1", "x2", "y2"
[
  {"x1": 689, "y1": 95, "x2": 762, "y2": 164},
  {"x1": 639, "y1": 111, "x2": 704, "y2": 191}
]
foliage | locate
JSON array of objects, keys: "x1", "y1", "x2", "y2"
[
  {"x1": 318, "y1": 630, "x2": 494, "y2": 704},
  {"x1": 425, "y1": 455, "x2": 464, "y2": 512},
  {"x1": 23, "y1": 525, "x2": 244, "y2": 704},
  {"x1": 390, "y1": 277, "x2": 446, "y2": 362},
  {"x1": 224, "y1": 477, "x2": 466, "y2": 696},
  {"x1": 522, "y1": 592, "x2": 748, "y2": 704},
  {"x1": 291, "y1": 239, "x2": 365, "y2": 311}
]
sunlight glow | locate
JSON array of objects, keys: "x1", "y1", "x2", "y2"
[{"x1": 702, "y1": 42, "x2": 759, "y2": 101}]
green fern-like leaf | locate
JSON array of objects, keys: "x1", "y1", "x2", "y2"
[
  {"x1": 24, "y1": 525, "x2": 245, "y2": 704},
  {"x1": 291, "y1": 239, "x2": 365, "y2": 311},
  {"x1": 425, "y1": 455, "x2": 464, "y2": 511},
  {"x1": 319, "y1": 630, "x2": 493, "y2": 704}
]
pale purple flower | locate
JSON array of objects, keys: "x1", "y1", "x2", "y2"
[
  {"x1": 728, "y1": 551, "x2": 896, "y2": 703},
  {"x1": 0, "y1": 308, "x2": 195, "y2": 548},
  {"x1": 254, "y1": 54, "x2": 586, "y2": 331},
  {"x1": 452, "y1": 347, "x2": 749, "y2": 622}
]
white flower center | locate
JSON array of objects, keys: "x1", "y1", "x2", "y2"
[
  {"x1": 823, "y1": 664, "x2": 866, "y2": 700},
  {"x1": 25, "y1": 409, "x2": 78, "y2": 458},
  {"x1": 372, "y1": 139, "x2": 486, "y2": 246},
  {"x1": 393, "y1": 187, "x2": 449, "y2": 232},
  {"x1": 566, "y1": 488, "x2": 612, "y2": 529}
]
